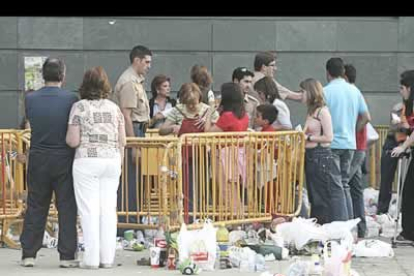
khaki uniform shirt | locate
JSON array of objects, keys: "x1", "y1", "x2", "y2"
[{"x1": 114, "y1": 66, "x2": 150, "y2": 122}]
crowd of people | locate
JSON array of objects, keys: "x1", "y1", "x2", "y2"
[{"x1": 19, "y1": 44, "x2": 414, "y2": 269}]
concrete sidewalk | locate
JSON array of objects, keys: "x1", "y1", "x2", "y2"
[{"x1": 0, "y1": 244, "x2": 413, "y2": 276}]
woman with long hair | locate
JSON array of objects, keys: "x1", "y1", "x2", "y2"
[
  {"x1": 300, "y1": 78, "x2": 344, "y2": 224},
  {"x1": 391, "y1": 70, "x2": 414, "y2": 243},
  {"x1": 205, "y1": 83, "x2": 249, "y2": 211},
  {"x1": 254, "y1": 76, "x2": 292, "y2": 130}
]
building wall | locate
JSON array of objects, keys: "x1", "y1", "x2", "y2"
[{"x1": 1, "y1": 16, "x2": 414, "y2": 128}]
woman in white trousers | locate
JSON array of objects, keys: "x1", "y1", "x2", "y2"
[{"x1": 66, "y1": 66, "x2": 126, "y2": 269}]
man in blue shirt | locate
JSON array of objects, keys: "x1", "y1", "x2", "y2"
[
  {"x1": 20, "y1": 58, "x2": 79, "y2": 268},
  {"x1": 324, "y1": 57, "x2": 371, "y2": 221}
]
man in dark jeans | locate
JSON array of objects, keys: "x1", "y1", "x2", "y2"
[
  {"x1": 20, "y1": 58, "x2": 79, "y2": 268},
  {"x1": 323, "y1": 58, "x2": 371, "y2": 220},
  {"x1": 377, "y1": 103, "x2": 404, "y2": 214},
  {"x1": 114, "y1": 45, "x2": 153, "y2": 234},
  {"x1": 344, "y1": 64, "x2": 369, "y2": 237}
]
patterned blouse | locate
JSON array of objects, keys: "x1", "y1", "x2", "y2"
[{"x1": 68, "y1": 99, "x2": 125, "y2": 159}]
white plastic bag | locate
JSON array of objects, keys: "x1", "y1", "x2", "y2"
[
  {"x1": 363, "y1": 188, "x2": 379, "y2": 215},
  {"x1": 177, "y1": 221, "x2": 217, "y2": 271},
  {"x1": 321, "y1": 218, "x2": 360, "y2": 248},
  {"x1": 229, "y1": 227, "x2": 247, "y2": 245},
  {"x1": 142, "y1": 216, "x2": 158, "y2": 240},
  {"x1": 323, "y1": 241, "x2": 352, "y2": 276},
  {"x1": 365, "y1": 216, "x2": 381, "y2": 238},
  {"x1": 366, "y1": 123, "x2": 379, "y2": 145},
  {"x1": 276, "y1": 217, "x2": 328, "y2": 250},
  {"x1": 388, "y1": 194, "x2": 398, "y2": 218},
  {"x1": 257, "y1": 159, "x2": 277, "y2": 187},
  {"x1": 376, "y1": 214, "x2": 398, "y2": 238},
  {"x1": 353, "y1": 239, "x2": 394, "y2": 258}
]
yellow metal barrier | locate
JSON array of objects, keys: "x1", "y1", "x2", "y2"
[
  {"x1": 178, "y1": 131, "x2": 305, "y2": 228},
  {"x1": 0, "y1": 130, "x2": 24, "y2": 248},
  {"x1": 117, "y1": 137, "x2": 182, "y2": 231},
  {"x1": 19, "y1": 130, "x2": 59, "y2": 221},
  {"x1": 368, "y1": 125, "x2": 398, "y2": 191},
  {"x1": 145, "y1": 128, "x2": 161, "y2": 138}
]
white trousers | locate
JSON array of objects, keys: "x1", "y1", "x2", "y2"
[{"x1": 73, "y1": 156, "x2": 121, "y2": 267}]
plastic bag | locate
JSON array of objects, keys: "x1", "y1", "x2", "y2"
[
  {"x1": 321, "y1": 218, "x2": 360, "y2": 248},
  {"x1": 323, "y1": 241, "x2": 352, "y2": 276},
  {"x1": 388, "y1": 194, "x2": 398, "y2": 218},
  {"x1": 276, "y1": 217, "x2": 328, "y2": 250},
  {"x1": 229, "y1": 227, "x2": 247, "y2": 245},
  {"x1": 366, "y1": 123, "x2": 379, "y2": 145},
  {"x1": 363, "y1": 188, "x2": 379, "y2": 215},
  {"x1": 142, "y1": 216, "x2": 158, "y2": 241},
  {"x1": 376, "y1": 214, "x2": 398, "y2": 238},
  {"x1": 365, "y1": 216, "x2": 381, "y2": 238},
  {"x1": 257, "y1": 158, "x2": 277, "y2": 187},
  {"x1": 353, "y1": 239, "x2": 394, "y2": 258},
  {"x1": 177, "y1": 221, "x2": 217, "y2": 271}
]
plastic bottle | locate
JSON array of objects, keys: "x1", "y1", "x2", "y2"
[
  {"x1": 229, "y1": 226, "x2": 247, "y2": 245},
  {"x1": 136, "y1": 230, "x2": 145, "y2": 245},
  {"x1": 255, "y1": 254, "x2": 266, "y2": 272},
  {"x1": 309, "y1": 261, "x2": 324, "y2": 276},
  {"x1": 239, "y1": 256, "x2": 250, "y2": 272},
  {"x1": 214, "y1": 244, "x2": 221, "y2": 270},
  {"x1": 229, "y1": 246, "x2": 243, "y2": 268},
  {"x1": 239, "y1": 247, "x2": 254, "y2": 272},
  {"x1": 287, "y1": 258, "x2": 309, "y2": 276},
  {"x1": 217, "y1": 224, "x2": 229, "y2": 242},
  {"x1": 247, "y1": 248, "x2": 257, "y2": 272}
]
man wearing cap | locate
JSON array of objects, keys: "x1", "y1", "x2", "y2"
[
  {"x1": 252, "y1": 51, "x2": 302, "y2": 103},
  {"x1": 232, "y1": 67, "x2": 260, "y2": 129}
]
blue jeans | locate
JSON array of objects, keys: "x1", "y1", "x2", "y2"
[
  {"x1": 331, "y1": 149, "x2": 355, "y2": 220},
  {"x1": 349, "y1": 150, "x2": 367, "y2": 237},
  {"x1": 305, "y1": 146, "x2": 347, "y2": 223}
]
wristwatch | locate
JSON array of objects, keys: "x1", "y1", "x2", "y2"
[{"x1": 307, "y1": 135, "x2": 312, "y2": 142}]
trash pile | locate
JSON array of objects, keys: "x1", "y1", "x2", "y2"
[
  {"x1": 364, "y1": 188, "x2": 401, "y2": 238},
  {"x1": 131, "y1": 211, "x2": 396, "y2": 275}
]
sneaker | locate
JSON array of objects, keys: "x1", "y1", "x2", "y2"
[
  {"x1": 99, "y1": 263, "x2": 113, "y2": 269},
  {"x1": 60, "y1": 260, "x2": 80, "y2": 268},
  {"x1": 21, "y1": 258, "x2": 35, "y2": 267}
]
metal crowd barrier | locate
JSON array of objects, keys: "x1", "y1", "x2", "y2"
[
  {"x1": 368, "y1": 125, "x2": 398, "y2": 192},
  {"x1": 177, "y1": 131, "x2": 305, "y2": 228},
  {"x1": 117, "y1": 137, "x2": 182, "y2": 231},
  {"x1": 0, "y1": 130, "x2": 24, "y2": 248}
]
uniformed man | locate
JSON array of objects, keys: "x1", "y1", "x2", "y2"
[
  {"x1": 114, "y1": 45, "x2": 152, "y2": 235},
  {"x1": 114, "y1": 45, "x2": 152, "y2": 138}
]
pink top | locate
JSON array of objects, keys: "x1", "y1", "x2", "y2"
[{"x1": 304, "y1": 106, "x2": 333, "y2": 149}]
